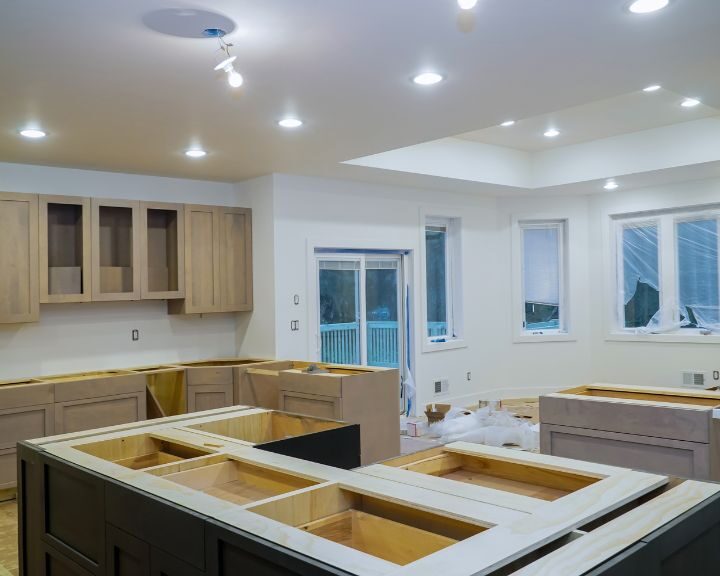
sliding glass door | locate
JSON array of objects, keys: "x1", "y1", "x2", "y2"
[{"x1": 317, "y1": 254, "x2": 403, "y2": 369}]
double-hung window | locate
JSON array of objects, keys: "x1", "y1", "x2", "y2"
[
  {"x1": 423, "y1": 216, "x2": 463, "y2": 348},
  {"x1": 516, "y1": 220, "x2": 568, "y2": 336},
  {"x1": 614, "y1": 207, "x2": 720, "y2": 335}
]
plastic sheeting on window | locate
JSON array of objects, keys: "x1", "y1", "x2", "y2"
[{"x1": 621, "y1": 218, "x2": 720, "y2": 334}]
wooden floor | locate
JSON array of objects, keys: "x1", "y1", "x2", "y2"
[{"x1": 0, "y1": 498, "x2": 18, "y2": 576}]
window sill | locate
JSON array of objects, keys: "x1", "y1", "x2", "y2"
[
  {"x1": 513, "y1": 332, "x2": 576, "y2": 344},
  {"x1": 606, "y1": 332, "x2": 720, "y2": 344},
  {"x1": 422, "y1": 338, "x2": 467, "y2": 353}
]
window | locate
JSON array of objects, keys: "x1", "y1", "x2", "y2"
[
  {"x1": 518, "y1": 221, "x2": 567, "y2": 335},
  {"x1": 423, "y1": 216, "x2": 463, "y2": 346},
  {"x1": 614, "y1": 207, "x2": 720, "y2": 335}
]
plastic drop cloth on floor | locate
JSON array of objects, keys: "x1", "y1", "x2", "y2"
[{"x1": 428, "y1": 406, "x2": 539, "y2": 451}]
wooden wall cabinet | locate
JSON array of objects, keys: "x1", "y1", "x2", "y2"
[
  {"x1": 91, "y1": 199, "x2": 141, "y2": 301},
  {"x1": 0, "y1": 192, "x2": 39, "y2": 323},
  {"x1": 140, "y1": 202, "x2": 185, "y2": 300},
  {"x1": 39, "y1": 195, "x2": 92, "y2": 303},
  {"x1": 169, "y1": 205, "x2": 252, "y2": 315}
]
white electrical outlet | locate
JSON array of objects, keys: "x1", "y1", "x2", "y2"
[{"x1": 433, "y1": 378, "x2": 449, "y2": 396}]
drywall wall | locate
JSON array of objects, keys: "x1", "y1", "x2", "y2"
[
  {"x1": 0, "y1": 162, "x2": 239, "y2": 378},
  {"x1": 235, "y1": 175, "x2": 276, "y2": 358},
  {"x1": 267, "y1": 173, "x2": 507, "y2": 409}
]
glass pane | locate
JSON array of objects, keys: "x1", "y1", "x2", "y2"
[
  {"x1": 366, "y1": 266, "x2": 399, "y2": 368},
  {"x1": 622, "y1": 224, "x2": 660, "y2": 328},
  {"x1": 677, "y1": 219, "x2": 719, "y2": 327},
  {"x1": 523, "y1": 227, "x2": 560, "y2": 330},
  {"x1": 319, "y1": 263, "x2": 360, "y2": 364},
  {"x1": 425, "y1": 227, "x2": 448, "y2": 337}
]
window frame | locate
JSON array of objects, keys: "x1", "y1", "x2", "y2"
[
  {"x1": 512, "y1": 218, "x2": 572, "y2": 342},
  {"x1": 610, "y1": 205, "x2": 720, "y2": 342},
  {"x1": 421, "y1": 213, "x2": 465, "y2": 353}
]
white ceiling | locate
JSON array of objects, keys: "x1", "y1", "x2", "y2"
[
  {"x1": 1, "y1": 0, "x2": 720, "y2": 189},
  {"x1": 456, "y1": 90, "x2": 720, "y2": 151}
]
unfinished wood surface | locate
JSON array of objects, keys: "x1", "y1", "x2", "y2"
[
  {"x1": 234, "y1": 362, "x2": 289, "y2": 407},
  {"x1": 74, "y1": 433, "x2": 211, "y2": 470},
  {"x1": 541, "y1": 423, "x2": 712, "y2": 479},
  {"x1": 0, "y1": 192, "x2": 38, "y2": 323},
  {"x1": 168, "y1": 204, "x2": 220, "y2": 314},
  {"x1": 280, "y1": 391, "x2": 343, "y2": 420},
  {"x1": 91, "y1": 198, "x2": 141, "y2": 300},
  {"x1": 509, "y1": 480, "x2": 720, "y2": 576},
  {"x1": 218, "y1": 206, "x2": 253, "y2": 312},
  {"x1": 39, "y1": 195, "x2": 92, "y2": 303},
  {"x1": 146, "y1": 369, "x2": 186, "y2": 417},
  {"x1": 159, "y1": 459, "x2": 317, "y2": 505},
  {"x1": 187, "y1": 410, "x2": 343, "y2": 444},
  {"x1": 249, "y1": 483, "x2": 483, "y2": 568},
  {"x1": 541, "y1": 394, "x2": 712, "y2": 443},
  {"x1": 387, "y1": 470, "x2": 666, "y2": 576},
  {"x1": 140, "y1": 201, "x2": 185, "y2": 299},
  {"x1": 54, "y1": 391, "x2": 146, "y2": 434}
]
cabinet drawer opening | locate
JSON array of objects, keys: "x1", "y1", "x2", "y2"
[
  {"x1": 153, "y1": 457, "x2": 319, "y2": 505},
  {"x1": 73, "y1": 433, "x2": 211, "y2": 470},
  {"x1": 188, "y1": 411, "x2": 344, "y2": 444},
  {"x1": 247, "y1": 484, "x2": 485, "y2": 566},
  {"x1": 383, "y1": 449, "x2": 600, "y2": 501}
]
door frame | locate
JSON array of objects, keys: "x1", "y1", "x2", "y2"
[{"x1": 314, "y1": 252, "x2": 404, "y2": 369}]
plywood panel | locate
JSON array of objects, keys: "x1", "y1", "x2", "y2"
[
  {"x1": 219, "y1": 207, "x2": 252, "y2": 312},
  {"x1": 0, "y1": 192, "x2": 38, "y2": 323}
]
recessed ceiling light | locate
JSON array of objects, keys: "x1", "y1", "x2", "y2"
[
  {"x1": 19, "y1": 128, "x2": 47, "y2": 139},
  {"x1": 278, "y1": 118, "x2": 303, "y2": 129},
  {"x1": 604, "y1": 180, "x2": 619, "y2": 191},
  {"x1": 544, "y1": 128, "x2": 560, "y2": 138},
  {"x1": 500, "y1": 120, "x2": 515, "y2": 127},
  {"x1": 628, "y1": 0, "x2": 669, "y2": 14},
  {"x1": 185, "y1": 148, "x2": 207, "y2": 158},
  {"x1": 458, "y1": 0, "x2": 479, "y2": 9},
  {"x1": 412, "y1": 72, "x2": 444, "y2": 86},
  {"x1": 681, "y1": 97, "x2": 701, "y2": 108},
  {"x1": 643, "y1": 84, "x2": 662, "y2": 92}
]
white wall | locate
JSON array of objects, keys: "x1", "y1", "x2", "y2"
[
  {"x1": 267, "y1": 174, "x2": 504, "y2": 409},
  {"x1": 0, "y1": 162, "x2": 241, "y2": 378}
]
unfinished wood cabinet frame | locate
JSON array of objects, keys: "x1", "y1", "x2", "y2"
[
  {"x1": 91, "y1": 198, "x2": 141, "y2": 301},
  {"x1": 218, "y1": 206, "x2": 253, "y2": 312},
  {"x1": 140, "y1": 201, "x2": 185, "y2": 300},
  {"x1": 0, "y1": 191, "x2": 39, "y2": 323},
  {"x1": 39, "y1": 195, "x2": 92, "y2": 303}
]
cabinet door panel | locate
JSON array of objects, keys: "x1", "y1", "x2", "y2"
[
  {"x1": 39, "y1": 195, "x2": 92, "y2": 303},
  {"x1": 106, "y1": 525, "x2": 150, "y2": 576},
  {"x1": 219, "y1": 207, "x2": 252, "y2": 312},
  {"x1": 55, "y1": 393, "x2": 145, "y2": 435},
  {"x1": 187, "y1": 385, "x2": 233, "y2": 413},
  {"x1": 279, "y1": 391, "x2": 342, "y2": 420},
  {"x1": 0, "y1": 192, "x2": 39, "y2": 323}
]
